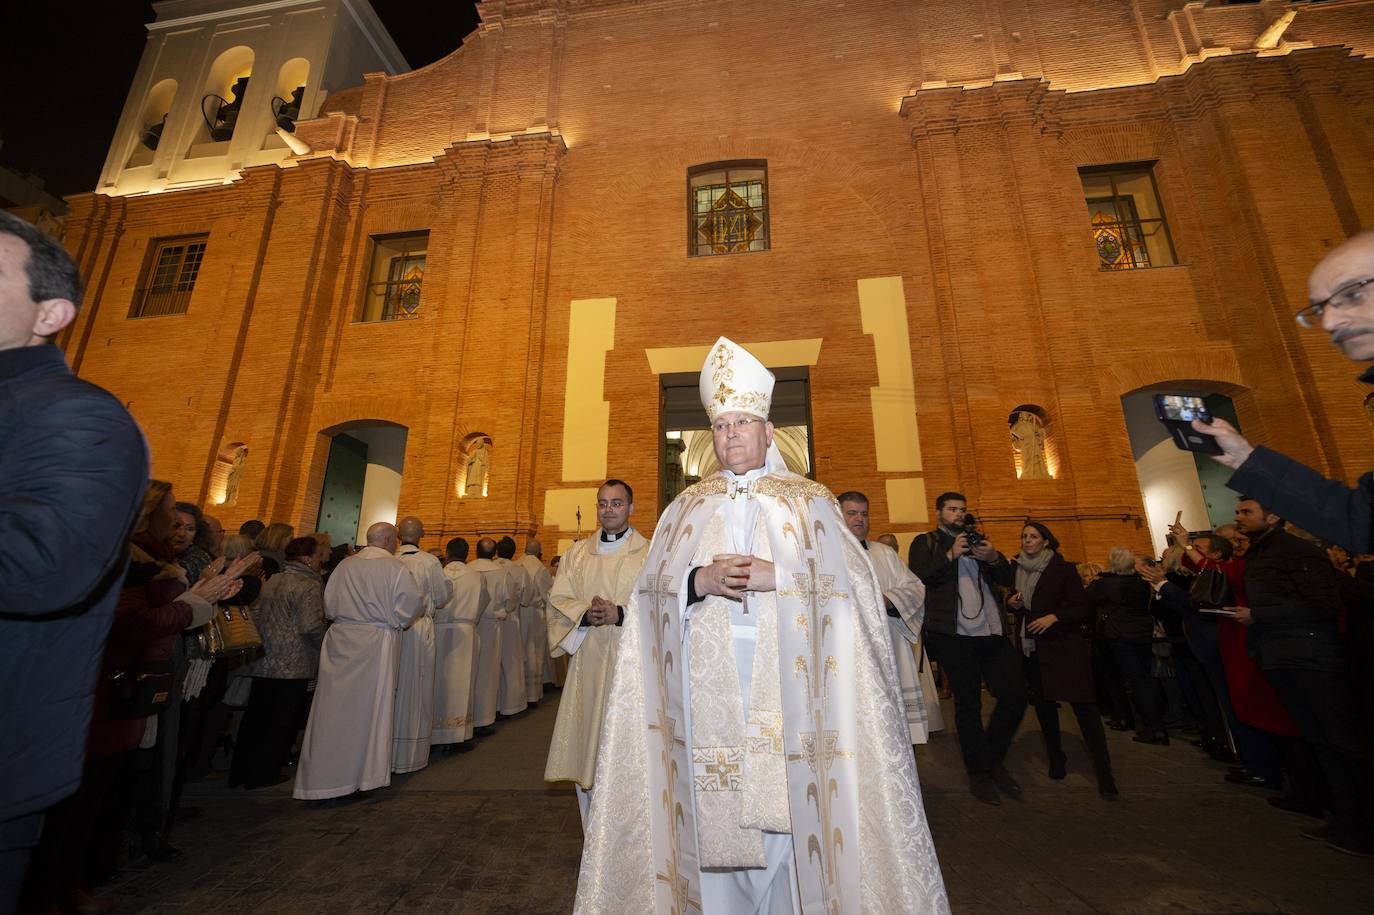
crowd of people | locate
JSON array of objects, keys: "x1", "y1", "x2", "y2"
[
  {"x1": 8, "y1": 201, "x2": 1374, "y2": 911},
  {"x1": 900, "y1": 490, "x2": 1374, "y2": 861},
  {"x1": 10, "y1": 492, "x2": 561, "y2": 913}
]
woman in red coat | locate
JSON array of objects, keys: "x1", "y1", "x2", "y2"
[{"x1": 1011, "y1": 521, "x2": 1117, "y2": 799}]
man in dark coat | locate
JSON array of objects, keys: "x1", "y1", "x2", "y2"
[
  {"x1": 0, "y1": 211, "x2": 148, "y2": 911},
  {"x1": 909, "y1": 491, "x2": 1025, "y2": 805},
  {"x1": 1196, "y1": 230, "x2": 1374, "y2": 552},
  {"x1": 1232, "y1": 496, "x2": 1374, "y2": 857}
]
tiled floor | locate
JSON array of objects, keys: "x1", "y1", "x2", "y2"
[{"x1": 107, "y1": 692, "x2": 1374, "y2": 913}]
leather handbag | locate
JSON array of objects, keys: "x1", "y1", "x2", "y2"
[
  {"x1": 109, "y1": 660, "x2": 174, "y2": 719},
  {"x1": 209, "y1": 602, "x2": 263, "y2": 656},
  {"x1": 1189, "y1": 567, "x2": 1232, "y2": 609}
]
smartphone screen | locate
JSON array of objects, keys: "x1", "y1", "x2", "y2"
[
  {"x1": 1152, "y1": 393, "x2": 1223, "y2": 455},
  {"x1": 1155, "y1": 394, "x2": 1212, "y2": 424}
]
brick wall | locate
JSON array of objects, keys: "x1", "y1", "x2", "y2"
[{"x1": 61, "y1": 0, "x2": 1374, "y2": 565}]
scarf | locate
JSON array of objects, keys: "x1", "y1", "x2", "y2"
[{"x1": 1013, "y1": 548, "x2": 1054, "y2": 612}]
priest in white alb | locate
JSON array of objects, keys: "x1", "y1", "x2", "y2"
[
  {"x1": 294, "y1": 522, "x2": 422, "y2": 800},
  {"x1": 394, "y1": 516, "x2": 449, "y2": 772},
  {"x1": 516, "y1": 539, "x2": 553, "y2": 704},
  {"x1": 468, "y1": 538, "x2": 511, "y2": 733},
  {"x1": 837, "y1": 491, "x2": 944, "y2": 744},
  {"x1": 575, "y1": 338, "x2": 948, "y2": 914},
  {"x1": 495, "y1": 536, "x2": 530, "y2": 717},
  {"x1": 432, "y1": 537, "x2": 485, "y2": 749},
  {"x1": 544, "y1": 480, "x2": 649, "y2": 825}
]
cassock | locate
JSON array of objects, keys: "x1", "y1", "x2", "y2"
[
  {"x1": 294, "y1": 546, "x2": 422, "y2": 800},
  {"x1": 433, "y1": 561, "x2": 485, "y2": 745},
  {"x1": 496, "y1": 558, "x2": 530, "y2": 716},
  {"x1": 863, "y1": 538, "x2": 944, "y2": 744},
  {"x1": 544, "y1": 528, "x2": 649, "y2": 819},
  {"x1": 467, "y1": 557, "x2": 511, "y2": 729},
  {"x1": 575, "y1": 337, "x2": 948, "y2": 914},
  {"x1": 516, "y1": 553, "x2": 553, "y2": 703},
  {"x1": 394, "y1": 544, "x2": 450, "y2": 772}
]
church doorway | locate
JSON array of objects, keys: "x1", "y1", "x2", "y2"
[
  {"x1": 659, "y1": 366, "x2": 814, "y2": 508},
  {"x1": 1120, "y1": 387, "x2": 1242, "y2": 555},
  {"x1": 315, "y1": 421, "x2": 408, "y2": 546}
]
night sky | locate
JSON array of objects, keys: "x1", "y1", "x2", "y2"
[{"x1": 0, "y1": 1, "x2": 482, "y2": 201}]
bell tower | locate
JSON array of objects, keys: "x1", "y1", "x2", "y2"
[{"x1": 96, "y1": 0, "x2": 408, "y2": 197}]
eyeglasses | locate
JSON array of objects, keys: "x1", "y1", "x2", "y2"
[
  {"x1": 712, "y1": 417, "x2": 759, "y2": 434},
  {"x1": 1295, "y1": 277, "x2": 1374, "y2": 328},
  {"x1": 597, "y1": 500, "x2": 627, "y2": 510}
]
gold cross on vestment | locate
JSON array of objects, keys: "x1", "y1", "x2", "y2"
[{"x1": 779, "y1": 571, "x2": 847, "y2": 609}]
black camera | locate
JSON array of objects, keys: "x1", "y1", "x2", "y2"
[{"x1": 961, "y1": 512, "x2": 986, "y2": 548}]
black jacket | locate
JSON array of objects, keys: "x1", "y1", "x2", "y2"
[
  {"x1": 908, "y1": 527, "x2": 1013, "y2": 637},
  {"x1": 0, "y1": 344, "x2": 148, "y2": 821},
  {"x1": 1227, "y1": 430, "x2": 1374, "y2": 555},
  {"x1": 1241, "y1": 527, "x2": 1345, "y2": 672},
  {"x1": 1086, "y1": 571, "x2": 1154, "y2": 642}
]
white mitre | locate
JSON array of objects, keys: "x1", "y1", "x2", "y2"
[{"x1": 699, "y1": 336, "x2": 775, "y2": 422}]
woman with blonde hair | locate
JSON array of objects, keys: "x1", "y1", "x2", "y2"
[{"x1": 254, "y1": 522, "x2": 294, "y2": 578}]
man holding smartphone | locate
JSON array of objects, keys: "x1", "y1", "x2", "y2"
[{"x1": 1198, "y1": 230, "x2": 1374, "y2": 552}]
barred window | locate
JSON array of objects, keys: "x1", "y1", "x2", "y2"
[
  {"x1": 130, "y1": 236, "x2": 207, "y2": 318},
  {"x1": 359, "y1": 231, "x2": 428, "y2": 321},
  {"x1": 1079, "y1": 164, "x2": 1177, "y2": 271},
  {"x1": 688, "y1": 161, "x2": 769, "y2": 257}
]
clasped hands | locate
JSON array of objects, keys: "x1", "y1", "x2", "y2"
[
  {"x1": 698, "y1": 554, "x2": 775, "y2": 601},
  {"x1": 585, "y1": 596, "x2": 620, "y2": 626}
]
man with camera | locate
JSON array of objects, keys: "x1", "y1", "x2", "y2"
[{"x1": 909, "y1": 492, "x2": 1025, "y2": 805}]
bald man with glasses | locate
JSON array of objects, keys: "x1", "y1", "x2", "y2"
[{"x1": 1199, "y1": 230, "x2": 1374, "y2": 554}]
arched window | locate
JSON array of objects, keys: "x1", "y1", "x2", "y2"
[
  {"x1": 127, "y1": 78, "x2": 178, "y2": 167},
  {"x1": 272, "y1": 57, "x2": 310, "y2": 132},
  {"x1": 1008, "y1": 405, "x2": 1057, "y2": 480},
  {"x1": 688, "y1": 160, "x2": 770, "y2": 256},
  {"x1": 198, "y1": 46, "x2": 254, "y2": 144}
]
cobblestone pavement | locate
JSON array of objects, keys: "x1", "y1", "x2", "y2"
[{"x1": 108, "y1": 691, "x2": 1374, "y2": 914}]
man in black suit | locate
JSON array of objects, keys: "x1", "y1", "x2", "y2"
[
  {"x1": 1232, "y1": 496, "x2": 1374, "y2": 857},
  {"x1": 0, "y1": 211, "x2": 148, "y2": 912}
]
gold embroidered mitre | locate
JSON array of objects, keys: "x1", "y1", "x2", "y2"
[{"x1": 699, "y1": 336, "x2": 774, "y2": 422}]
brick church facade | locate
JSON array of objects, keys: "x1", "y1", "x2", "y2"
[{"x1": 59, "y1": 0, "x2": 1374, "y2": 560}]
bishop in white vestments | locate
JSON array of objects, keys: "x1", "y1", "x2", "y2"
[
  {"x1": 544, "y1": 480, "x2": 649, "y2": 825},
  {"x1": 294, "y1": 523, "x2": 422, "y2": 800},
  {"x1": 516, "y1": 540, "x2": 554, "y2": 704},
  {"x1": 575, "y1": 339, "x2": 948, "y2": 914},
  {"x1": 837, "y1": 492, "x2": 944, "y2": 744},
  {"x1": 433, "y1": 537, "x2": 485, "y2": 747},
  {"x1": 394, "y1": 517, "x2": 450, "y2": 772},
  {"x1": 468, "y1": 539, "x2": 512, "y2": 731}
]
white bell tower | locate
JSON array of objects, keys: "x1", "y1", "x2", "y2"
[{"x1": 97, "y1": 0, "x2": 408, "y2": 197}]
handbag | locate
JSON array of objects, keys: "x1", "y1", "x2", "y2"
[
  {"x1": 1189, "y1": 567, "x2": 1232, "y2": 609},
  {"x1": 109, "y1": 660, "x2": 174, "y2": 719},
  {"x1": 208, "y1": 602, "x2": 263, "y2": 656}
]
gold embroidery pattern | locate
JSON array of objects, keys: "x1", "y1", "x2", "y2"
[
  {"x1": 641, "y1": 502, "x2": 704, "y2": 915},
  {"x1": 747, "y1": 711, "x2": 785, "y2": 756},
  {"x1": 692, "y1": 746, "x2": 745, "y2": 791},
  {"x1": 432, "y1": 714, "x2": 468, "y2": 729},
  {"x1": 705, "y1": 341, "x2": 772, "y2": 421}
]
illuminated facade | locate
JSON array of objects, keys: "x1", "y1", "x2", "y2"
[{"x1": 61, "y1": 0, "x2": 1374, "y2": 560}]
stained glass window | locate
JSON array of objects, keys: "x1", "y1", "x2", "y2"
[
  {"x1": 688, "y1": 162, "x2": 769, "y2": 256},
  {"x1": 360, "y1": 231, "x2": 428, "y2": 321},
  {"x1": 1079, "y1": 164, "x2": 1177, "y2": 271},
  {"x1": 130, "y1": 236, "x2": 208, "y2": 318}
]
